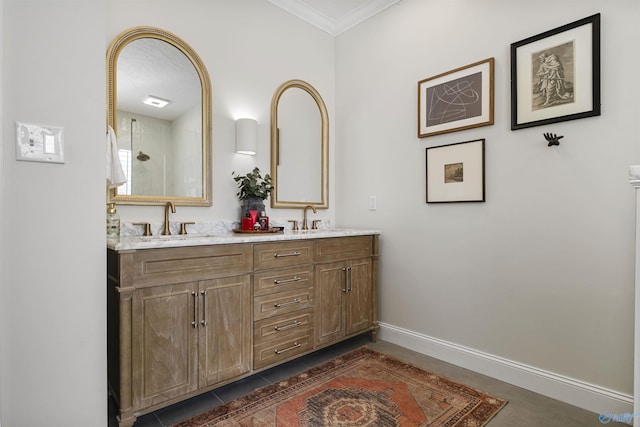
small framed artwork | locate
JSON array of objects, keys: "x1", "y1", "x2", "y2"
[
  {"x1": 418, "y1": 58, "x2": 494, "y2": 138},
  {"x1": 511, "y1": 13, "x2": 600, "y2": 130},
  {"x1": 426, "y1": 139, "x2": 485, "y2": 203}
]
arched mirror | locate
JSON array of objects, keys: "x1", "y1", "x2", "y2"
[
  {"x1": 107, "y1": 27, "x2": 212, "y2": 206},
  {"x1": 270, "y1": 80, "x2": 328, "y2": 209}
]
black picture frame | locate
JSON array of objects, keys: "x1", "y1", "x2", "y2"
[
  {"x1": 426, "y1": 139, "x2": 485, "y2": 203},
  {"x1": 510, "y1": 13, "x2": 600, "y2": 130}
]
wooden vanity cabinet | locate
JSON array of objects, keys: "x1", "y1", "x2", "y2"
[
  {"x1": 252, "y1": 240, "x2": 315, "y2": 369},
  {"x1": 315, "y1": 236, "x2": 376, "y2": 346},
  {"x1": 131, "y1": 277, "x2": 252, "y2": 408},
  {"x1": 108, "y1": 234, "x2": 378, "y2": 427},
  {"x1": 198, "y1": 275, "x2": 252, "y2": 387},
  {"x1": 131, "y1": 281, "x2": 199, "y2": 410},
  {"x1": 108, "y1": 244, "x2": 252, "y2": 427}
]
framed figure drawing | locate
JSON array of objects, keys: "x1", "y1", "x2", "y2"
[
  {"x1": 511, "y1": 13, "x2": 601, "y2": 130},
  {"x1": 418, "y1": 58, "x2": 494, "y2": 138},
  {"x1": 426, "y1": 139, "x2": 485, "y2": 203}
]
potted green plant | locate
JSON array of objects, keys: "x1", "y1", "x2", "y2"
[{"x1": 232, "y1": 167, "x2": 273, "y2": 218}]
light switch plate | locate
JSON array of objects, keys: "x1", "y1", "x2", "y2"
[
  {"x1": 16, "y1": 121, "x2": 65, "y2": 164},
  {"x1": 368, "y1": 195, "x2": 377, "y2": 211}
]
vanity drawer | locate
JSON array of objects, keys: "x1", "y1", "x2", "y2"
[
  {"x1": 253, "y1": 265, "x2": 313, "y2": 296},
  {"x1": 254, "y1": 309, "x2": 314, "y2": 347},
  {"x1": 253, "y1": 241, "x2": 313, "y2": 270},
  {"x1": 131, "y1": 244, "x2": 252, "y2": 287},
  {"x1": 253, "y1": 333, "x2": 314, "y2": 370},
  {"x1": 314, "y1": 236, "x2": 373, "y2": 263},
  {"x1": 253, "y1": 287, "x2": 313, "y2": 321}
]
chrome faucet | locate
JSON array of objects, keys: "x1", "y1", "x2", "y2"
[
  {"x1": 302, "y1": 205, "x2": 317, "y2": 230},
  {"x1": 162, "y1": 201, "x2": 176, "y2": 235}
]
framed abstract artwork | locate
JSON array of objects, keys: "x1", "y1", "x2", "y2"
[
  {"x1": 511, "y1": 13, "x2": 601, "y2": 130},
  {"x1": 426, "y1": 139, "x2": 485, "y2": 203},
  {"x1": 418, "y1": 58, "x2": 494, "y2": 138}
]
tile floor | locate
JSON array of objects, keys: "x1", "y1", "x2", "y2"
[{"x1": 108, "y1": 334, "x2": 627, "y2": 426}]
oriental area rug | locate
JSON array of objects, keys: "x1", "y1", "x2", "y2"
[{"x1": 174, "y1": 347, "x2": 507, "y2": 427}]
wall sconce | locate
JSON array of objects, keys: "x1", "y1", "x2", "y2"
[{"x1": 235, "y1": 118, "x2": 257, "y2": 155}]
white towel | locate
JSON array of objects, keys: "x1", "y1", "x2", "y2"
[{"x1": 106, "y1": 126, "x2": 127, "y2": 189}]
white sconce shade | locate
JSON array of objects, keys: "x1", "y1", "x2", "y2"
[{"x1": 235, "y1": 118, "x2": 257, "y2": 155}]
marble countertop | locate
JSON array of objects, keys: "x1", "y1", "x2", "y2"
[{"x1": 107, "y1": 228, "x2": 380, "y2": 251}]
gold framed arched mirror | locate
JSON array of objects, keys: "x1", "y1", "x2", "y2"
[
  {"x1": 107, "y1": 27, "x2": 212, "y2": 206},
  {"x1": 270, "y1": 79, "x2": 328, "y2": 209}
]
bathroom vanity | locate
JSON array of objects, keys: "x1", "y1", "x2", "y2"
[{"x1": 107, "y1": 229, "x2": 379, "y2": 427}]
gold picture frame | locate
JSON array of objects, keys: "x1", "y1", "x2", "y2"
[{"x1": 418, "y1": 58, "x2": 494, "y2": 138}]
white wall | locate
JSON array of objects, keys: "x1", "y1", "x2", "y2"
[
  {"x1": 107, "y1": 0, "x2": 337, "y2": 226},
  {"x1": 0, "y1": 0, "x2": 4, "y2": 424},
  {"x1": 1, "y1": 1, "x2": 107, "y2": 426},
  {"x1": 1, "y1": 1, "x2": 335, "y2": 426},
  {"x1": 2, "y1": 0, "x2": 638, "y2": 425},
  {"x1": 336, "y1": 0, "x2": 639, "y2": 410}
]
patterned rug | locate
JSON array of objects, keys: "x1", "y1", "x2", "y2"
[{"x1": 174, "y1": 347, "x2": 507, "y2": 427}]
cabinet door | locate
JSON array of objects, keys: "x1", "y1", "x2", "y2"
[
  {"x1": 132, "y1": 283, "x2": 198, "y2": 410},
  {"x1": 199, "y1": 275, "x2": 251, "y2": 388},
  {"x1": 346, "y1": 258, "x2": 372, "y2": 335},
  {"x1": 315, "y1": 261, "x2": 346, "y2": 345}
]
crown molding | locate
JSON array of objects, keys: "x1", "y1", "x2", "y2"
[
  {"x1": 334, "y1": 0, "x2": 400, "y2": 35},
  {"x1": 268, "y1": 0, "x2": 336, "y2": 34},
  {"x1": 267, "y1": 0, "x2": 400, "y2": 36}
]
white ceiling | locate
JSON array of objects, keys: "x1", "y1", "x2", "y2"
[{"x1": 267, "y1": 0, "x2": 400, "y2": 35}]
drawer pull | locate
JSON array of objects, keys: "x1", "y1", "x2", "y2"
[
  {"x1": 274, "y1": 298, "x2": 301, "y2": 308},
  {"x1": 275, "y1": 320, "x2": 302, "y2": 331},
  {"x1": 274, "y1": 251, "x2": 301, "y2": 258},
  {"x1": 274, "y1": 276, "x2": 301, "y2": 285},
  {"x1": 274, "y1": 342, "x2": 301, "y2": 355}
]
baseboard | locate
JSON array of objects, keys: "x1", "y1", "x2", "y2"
[{"x1": 378, "y1": 322, "x2": 633, "y2": 416}]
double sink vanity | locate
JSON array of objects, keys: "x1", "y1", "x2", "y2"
[
  {"x1": 107, "y1": 229, "x2": 380, "y2": 427},
  {"x1": 105, "y1": 25, "x2": 375, "y2": 427}
]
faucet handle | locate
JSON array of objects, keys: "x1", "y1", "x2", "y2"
[
  {"x1": 288, "y1": 220, "x2": 299, "y2": 231},
  {"x1": 179, "y1": 222, "x2": 195, "y2": 235},
  {"x1": 134, "y1": 222, "x2": 152, "y2": 236},
  {"x1": 312, "y1": 220, "x2": 322, "y2": 230}
]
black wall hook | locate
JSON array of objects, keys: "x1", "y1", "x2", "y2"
[{"x1": 543, "y1": 133, "x2": 563, "y2": 147}]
